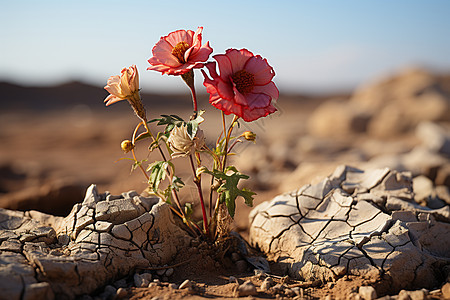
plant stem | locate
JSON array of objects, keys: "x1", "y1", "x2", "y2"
[
  {"x1": 181, "y1": 70, "x2": 197, "y2": 113},
  {"x1": 222, "y1": 115, "x2": 239, "y2": 172},
  {"x1": 189, "y1": 154, "x2": 209, "y2": 236}
]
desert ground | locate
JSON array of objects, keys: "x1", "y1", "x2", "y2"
[{"x1": 0, "y1": 67, "x2": 449, "y2": 299}]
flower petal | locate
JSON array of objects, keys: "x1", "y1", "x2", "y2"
[
  {"x1": 244, "y1": 55, "x2": 275, "y2": 85},
  {"x1": 243, "y1": 92, "x2": 271, "y2": 109},
  {"x1": 252, "y1": 81, "x2": 279, "y2": 100},
  {"x1": 214, "y1": 53, "x2": 233, "y2": 79},
  {"x1": 149, "y1": 40, "x2": 181, "y2": 67},
  {"x1": 241, "y1": 104, "x2": 277, "y2": 122},
  {"x1": 188, "y1": 41, "x2": 213, "y2": 63},
  {"x1": 165, "y1": 29, "x2": 193, "y2": 48},
  {"x1": 225, "y1": 48, "x2": 253, "y2": 74},
  {"x1": 104, "y1": 94, "x2": 123, "y2": 106}
]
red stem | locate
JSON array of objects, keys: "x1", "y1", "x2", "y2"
[{"x1": 189, "y1": 154, "x2": 209, "y2": 236}]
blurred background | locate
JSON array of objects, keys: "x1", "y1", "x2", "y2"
[{"x1": 1, "y1": 1, "x2": 449, "y2": 229}]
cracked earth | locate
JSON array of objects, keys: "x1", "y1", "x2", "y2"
[
  {"x1": 0, "y1": 185, "x2": 190, "y2": 299},
  {"x1": 249, "y1": 165, "x2": 450, "y2": 295},
  {"x1": 0, "y1": 165, "x2": 448, "y2": 299}
]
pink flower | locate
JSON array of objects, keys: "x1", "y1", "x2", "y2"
[
  {"x1": 104, "y1": 65, "x2": 146, "y2": 121},
  {"x1": 104, "y1": 65, "x2": 140, "y2": 106},
  {"x1": 147, "y1": 27, "x2": 213, "y2": 75},
  {"x1": 201, "y1": 48, "x2": 279, "y2": 122}
]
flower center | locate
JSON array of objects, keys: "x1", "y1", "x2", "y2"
[
  {"x1": 231, "y1": 70, "x2": 255, "y2": 94},
  {"x1": 171, "y1": 41, "x2": 190, "y2": 63}
]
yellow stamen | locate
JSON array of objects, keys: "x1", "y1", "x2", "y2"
[
  {"x1": 231, "y1": 70, "x2": 255, "y2": 94},
  {"x1": 171, "y1": 41, "x2": 190, "y2": 63}
]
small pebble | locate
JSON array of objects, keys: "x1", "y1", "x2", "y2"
[
  {"x1": 147, "y1": 282, "x2": 158, "y2": 288},
  {"x1": 272, "y1": 283, "x2": 286, "y2": 293},
  {"x1": 115, "y1": 288, "x2": 127, "y2": 299},
  {"x1": 179, "y1": 279, "x2": 193, "y2": 289},
  {"x1": 153, "y1": 279, "x2": 161, "y2": 285},
  {"x1": 133, "y1": 274, "x2": 149, "y2": 287},
  {"x1": 359, "y1": 286, "x2": 377, "y2": 300},
  {"x1": 229, "y1": 276, "x2": 238, "y2": 284},
  {"x1": 156, "y1": 268, "x2": 166, "y2": 276},
  {"x1": 168, "y1": 283, "x2": 178, "y2": 290},
  {"x1": 165, "y1": 268, "x2": 174, "y2": 277},
  {"x1": 113, "y1": 279, "x2": 127, "y2": 289},
  {"x1": 238, "y1": 280, "x2": 257, "y2": 297},
  {"x1": 99, "y1": 285, "x2": 116, "y2": 300},
  {"x1": 140, "y1": 273, "x2": 152, "y2": 282},
  {"x1": 231, "y1": 252, "x2": 241, "y2": 262},
  {"x1": 260, "y1": 277, "x2": 274, "y2": 291},
  {"x1": 236, "y1": 260, "x2": 248, "y2": 273},
  {"x1": 291, "y1": 286, "x2": 301, "y2": 296},
  {"x1": 285, "y1": 288, "x2": 296, "y2": 297}
]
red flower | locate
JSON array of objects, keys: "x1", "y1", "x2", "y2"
[
  {"x1": 147, "y1": 27, "x2": 213, "y2": 75},
  {"x1": 201, "y1": 48, "x2": 279, "y2": 122}
]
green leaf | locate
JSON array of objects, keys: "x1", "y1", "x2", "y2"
[
  {"x1": 184, "y1": 202, "x2": 193, "y2": 218},
  {"x1": 146, "y1": 161, "x2": 174, "y2": 193},
  {"x1": 135, "y1": 131, "x2": 151, "y2": 142},
  {"x1": 185, "y1": 110, "x2": 205, "y2": 140},
  {"x1": 205, "y1": 166, "x2": 256, "y2": 218}
]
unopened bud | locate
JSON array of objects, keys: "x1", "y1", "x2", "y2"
[
  {"x1": 243, "y1": 131, "x2": 256, "y2": 142},
  {"x1": 121, "y1": 140, "x2": 135, "y2": 153}
]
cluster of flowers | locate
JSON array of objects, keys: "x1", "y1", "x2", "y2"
[{"x1": 104, "y1": 27, "x2": 278, "y2": 240}]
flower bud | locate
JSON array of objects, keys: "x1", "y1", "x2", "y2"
[
  {"x1": 243, "y1": 131, "x2": 256, "y2": 142},
  {"x1": 121, "y1": 140, "x2": 135, "y2": 153}
]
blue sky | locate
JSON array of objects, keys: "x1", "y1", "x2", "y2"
[{"x1": 1, "y1": 1, "x2": 449, "y2": 94}]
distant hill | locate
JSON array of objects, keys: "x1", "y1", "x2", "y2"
[{"x1": 0, "y1": 81, "x2": 191, "y2": 112}]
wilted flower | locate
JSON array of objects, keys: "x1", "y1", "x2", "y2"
[
  {"x1": 167, "y1": 125, "x2": 205, "y2": 158},
  {"x1": 120, "y1": 140, "x2": 135, "y2": 153},
  {"x1": 202, "y1": 48, "x2": 279, "y2": 122},
  {"x1": 104, "y1": 65, "x2": 146, "y2": 121},
  {"x1": 147, "y1": 27, "x2": 213, "y2": 76}
]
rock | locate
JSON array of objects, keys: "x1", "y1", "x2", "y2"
[
  {"x1": 435, "y1": 164, "x2": 450, "y2": 187},
  {"x1": 416, "y1": 122, "x2": 450, "y2": 156},
  {"x1": 99, "y1": 285, "x2": 116, "y2": 299},
  {"x1": 308, "y1": 100, "x2": 371, "y2": 137},
  {"x1": 398, "y1": 289, "x2": 428, "y2": 300},
  {"x1": 442, "y1": 282, "x2": 450, "y2": 299},
  {"x1": 412, "y1": 175, "x2": 434, "y2": 203},
  {"x1": 115, "y1": 288, "x2": 127, "y2": 299},
  {"x1": 156, "y1": 268, "x2": 166, "y2": 276},
  {"x1": 0, "y1": 184, "x2": 191, "y2": 299},
  {"x1": 237, "y1": 280, "x2": 257, "y2": 297},
  {"x1": 260, "y1": 277, "x2": 274, "y2": 291},
  {"x1": 236, "y1": 260, "x2": 248, "y2": 273},
  {"x1": 249, "y1": 165, "x2": 450, "y2": 294},
  {"x1": 228, "y1": 276, "x2": 238, "y2": 284},
  {"x1": 271, "y1": 283, "x2": 286, "y2": 293},
  {"x1": 168, "y1": 283, "x2": 178, "y2": 290},
  {"x1": 148, "y1": 282, "x2": 158, "y2": 288},
  {"x1": 359, "y1": 286, "x2": 377, "y2": 300},
  {"x1": 135, "y1": 271, "x2": 150, "y2": 287},
  {"x1": 231, "y1": 252, "x2": 241, "y2": 262},
  {"x1": 178, "y1": 279, "x2": 193, "y2": 290},
  {"x1": 165, "y1": 268, "x2": 174, "y2": 277},
  {"x1": 113, "y1": 279, "x2": 127, "y2": 289}
]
